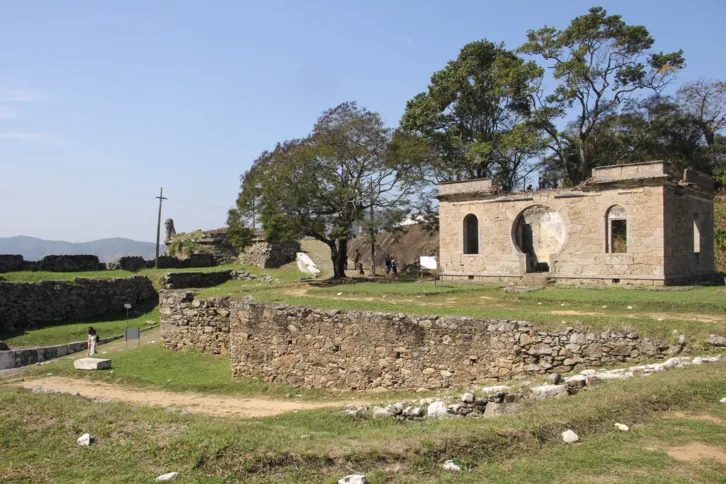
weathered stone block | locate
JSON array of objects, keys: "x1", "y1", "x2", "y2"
[{"x1": 74, "y1": 358, "x2": 112, "y2": 370}]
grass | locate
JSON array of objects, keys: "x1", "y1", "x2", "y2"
[
  {"x1": 0, "y1": 306, "x2": 159, "y2": 348},
  {"x1": 2, "y1": 361, "x2": 725, "y2": 482}
]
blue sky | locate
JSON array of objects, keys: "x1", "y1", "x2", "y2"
[{"x1": 1, "y1": 0, "x2": 724, "y2": 242}]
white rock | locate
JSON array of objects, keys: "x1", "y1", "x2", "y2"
[
  {"x1": 337, "y1": 292, "x2": 343, "y2": 296},
  {"x1": 595, "y1": 371, "x2": 628, "y2": 381},
  {"x1": 627, "y1": 306, "x2": 633, "y2": 310},
  {"x1": 442, "y1": 460, "x2": 461, "y2": 471},
  {"x1": 530, "y1": 384, "x2": 568, "y2": 400},
  {"x1": 614, "y1": 423, "x2": 630, "y2": 432},
  {"x1": 580, "y1": 369, "x2": 597, "y2": 376},
  {"x1": 73, "y1": 358, "x2": 112, "y2": 371},
  {"x1": 338, "y1": 475, "x2": 366, "y2": 484},
  {"x1": 720, "y1": 398, "x2": 726, "y2": 404},
  {"x1": 564, "y1": 375, "x2": 588, "y2": 385},
  {"x1": 296, "y1": 252, "x2": 321, "y2": 275},
  {"x1": 427, "y1": 401, "x2": 451, "y2": 419},
  {"x1": 372, "y1": 406, "x2": 392, "y2": 419},
  {"x1": 155, "y1": 472, "x2": 180, "y2": 481},
  {"x1": 461, "y1": 392, "x2": 475, "y2": 403},
  {"x1": 562, "y1": 429, "x2": 579, "y2": 443},
  {"x1": 76, "y1": 433, "x2": 92, "y2": 446},
  {"x1": 392, "y1": 402, "x2": 405, "y2": 415}
]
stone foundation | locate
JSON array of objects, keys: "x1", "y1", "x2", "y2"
[
  {"x1": 106, "y1": 256, "x2": 146, "y2": 271},
  {"x1": 238, "y1": 241, "x2": 300, "y2": 268},
  {"x1": 159, "y1": 292, "x2": 677, "y2": 391},
  {"x1": 0, "y1": 254, "x2": 104, "y2": 273}
]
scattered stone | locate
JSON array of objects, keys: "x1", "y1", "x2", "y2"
[
  {"x1": 338, "y1": 475, "x2": 366, "y2": 484},
  {"x1": 530, "y1": 384, "x2": 568, "y2": 400},
  {"x1": 155, "y1": 472, "x2": 180, "y2": 481},
  {"x1": 484, "y1": 402, "x2": 520, "y2": 418},
  {"x1": 76, "y1": 433, "x2": 93, "y2": 446},
  {"x1": 71, "y1": 392, "x2": 80, "y2": 397},
  {"x1": 442, "y1": 460, "x2": 461, "y2": 472},
  {"x1": 614, "y1": 423, "x2": 630, "y2": 432},
  {"x1": 547, "y1": 373, "x2": 562, "y2": 384},
  {"x1": 461, "y1": 392, "x2": 475, "y2": 403},
  {"x1": 706, "y1": 334, "x2": 726, "y2": 347},
  {"x1": 372, "y1": 406, "x2": 392, "y2": 419},
  {"x1": 427, "y1": 401, "x2": 452, "y2": 419},
  {"x1": 480, "y1": 385, "x2": 511, "y2": 394},
  {"x1": 73, "y1": 358, "x2": 112, "y2": 371},
  {"x1": 720, "y1": 398, "x2": 726, "y2": 404},
  {"x1": 25, "y1": 385, "x2": 59, "y2": 394},
  {"x1": 562, "y1": 429, "x2": 579, "y2": 443}
]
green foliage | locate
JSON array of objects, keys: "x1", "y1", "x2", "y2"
[
  {"x1": 519, "y1": 6, "x2": 685, "y2": 184},
  {"x1": 401, "y1": 40, "x2": 544, "y2": 191},
  {"x1": 167, "y1": 233, "x2": 202, "y2": 257},
  {"x1": 225, "y1": 208, "x2": 254, "y2": 252},
  {"x1": 234, "y1": 102, "x2": 425, "y2": 278}
]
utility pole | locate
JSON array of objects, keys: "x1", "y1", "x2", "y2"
[
  {"x1": 369, "y1": 177, "x2": 376, "y2": 277},
  {"x1": 155, "y1": 187, "x2": 167, "y2": 268}
]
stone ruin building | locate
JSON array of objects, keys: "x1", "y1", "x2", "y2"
[{"x1": 437, "y1": 161, "x2": 716, "y2": 286}]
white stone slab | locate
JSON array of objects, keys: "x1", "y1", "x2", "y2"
[{"x1": 74, "y1": 358, "x2": 112, "y2": 370}]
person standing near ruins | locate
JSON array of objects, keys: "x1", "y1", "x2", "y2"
[
  {"x1": 391, "y1": 255, "x2": 399, "y2": 279},
  {"x1": 87, "y1": 327, "x2": 98, "y2": 356},
  {"x1": 385, "y1": 255, "x2": 391, "y2": 278},
  {"x1": 353, "y1": 249, "x2": 364, "y2": 275}
]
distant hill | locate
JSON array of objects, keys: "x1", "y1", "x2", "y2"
[{"x1": 0, "y1": 236, "x2": 164, "y2": 263}]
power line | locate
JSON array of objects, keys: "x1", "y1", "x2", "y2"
[{"x1": 165, "y1": 198, "x2": 229, "y2": 210}]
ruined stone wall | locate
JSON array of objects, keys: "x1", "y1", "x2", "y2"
[
  {"x1": 0, "y1": 255, "x2": 24, "y2": 273},
  {"x1": 664, "y1": 185, "x2": 716, "y2": 283},
  {"x1": 159, "y1": 293, "x2": 675, "y2": 391},
  {"x1": 0, "y1": 255, "x2": 104, "y2": 273},
  {"x1": 162, "y1": 270, "x2": 233, "y2": 289},
  {"x1": 238, "y1": 241, "x2": 300, "y2": 268},
  {"x1": 159, "y1": 291, "x2": 231, "y2": 354},
  {"x1": 439, "y1": 185, "x2": 667, "y2": 284},
  {"x1": 0, "y1": 276, "x2": 157, "y2": 332},
  {"x1": 106, "y1": 256, "x2": 147, "y2": 272},
  {"x1": 154, "y1": 254, "x2": 217, "y2": 269}
]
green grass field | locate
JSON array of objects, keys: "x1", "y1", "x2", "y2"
[
  {"x1": 0, "y1": 306, "x2": 159, "y2": 348},
  {"x1": 3, "y1": 361, "x2": 725, "y2": 482}
]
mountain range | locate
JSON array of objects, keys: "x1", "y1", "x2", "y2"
[{"x1": 0, "y1": 236, "x2": 163, "y2": 263}]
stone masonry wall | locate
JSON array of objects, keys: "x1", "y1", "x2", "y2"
[
  {"x1": 0, "y1": 255, "x2": 24, "y2": 273},
  {"x1": 162, "y1": 271, "x2": 233, "y2": 289},
  {"x1": 0, "y1": 254, "x2": 104, "y2": 273},
  {"x1": 159, "y1": 293, "x2": 676, "y2": 391},
  {"x1": 106, "y1": 256, "x2": 147, "y2": 272},
  {"x1": 160, "y1": 291, "x2": 231, "y2": 354},
  {"x1": 238, "y1": 241, "x2": 300, "y2": 268},
  {"x1": 0, "y1": 276, "x2": 157, "y2": 332}
]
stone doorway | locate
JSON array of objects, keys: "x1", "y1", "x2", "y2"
[{"x1": 513, "y1": 205, "x2": 566, "y2": 273}]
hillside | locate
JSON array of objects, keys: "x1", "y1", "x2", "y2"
[
  {"x1": 0, "y1": 236, "x2": 162, "y2": 262},
  {"x1": 347, "y1": 224, "x2": 439, "y2": 271}
]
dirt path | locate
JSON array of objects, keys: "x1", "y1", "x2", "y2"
[{"x1": 18, "y1": 377, "x2": 363, "y2": 418}]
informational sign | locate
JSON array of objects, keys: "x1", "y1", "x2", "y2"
[
  {"x1": 124, "y1": 327, "x2": 141, "y2": 347},
  {"x1": 124, "y1": 303, "x2": 132, "y2": 309},
  {"x1": 420, "y1": 256, "x2": 438, "y2": 270}
]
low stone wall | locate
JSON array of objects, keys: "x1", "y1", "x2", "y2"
[
  {"x1": 0, "y1": 255, "x2": 24, "y2": 273},
  {"x1": 159, "y1": 293, "x2": 676, "y2": 391},
  {"x1": 160, "y1": 291, "x2": 231, "y2": 354},
  {"x1": 0, "y1": 254, "x2": 104, "y2": 273},
  {"x1": 0, "y1": 276, "x2": 157, "y2": 332},
  {"x1": 106, "y1": 256, "x2": 147, "y2": 271},
  {"x1": 163, "y1": 271, "x2": 233, "y2": 289},
  {"x1": 0, "y1": 334, "x2": 122, "y2": 370},
  {"x1": 155, "y1": 254, "x2": 217, "y2": 269},
  {"x1": 239, "y1": 241, "x2": 300, "y2": 268}
]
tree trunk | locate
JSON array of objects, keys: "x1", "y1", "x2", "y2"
[
  {"x1": 577, "y1": 139, "x2": 587, "y2": 185},
  {"x1": 334, "y1": 238, "x2": 348, "y2": 279}
]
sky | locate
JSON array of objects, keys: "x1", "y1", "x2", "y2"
[{"x1": 1, "y1": 0, "x2": 725, "y2": 243}]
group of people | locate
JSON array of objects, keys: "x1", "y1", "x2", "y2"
[{"x1": 350, "y1": 249, "x2": 400, "y2": 279}]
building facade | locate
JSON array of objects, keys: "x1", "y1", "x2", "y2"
[{"x1": 437, "y1": 162, "x2": 716, "y2": 286}]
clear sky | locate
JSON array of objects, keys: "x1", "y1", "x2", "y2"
[{"x1": 1, "y1": 0, "x2": 724, "y2": 242}]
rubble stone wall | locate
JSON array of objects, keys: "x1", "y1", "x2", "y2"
[
  {"x1": 106, "y1": 256, "x2": 147, "y2": 271},
  {"x1": 160, "y1": 291, "x2": 231, "y2": 354},
  {"x1": 0, "y1": 254, "x2": 104, "y2": 273},
  {"x1": 0, "y1": 255, "x2": 25, "y2": 273},
  {"x1": 238, "y1": 241, "x2": 300, "y2": 268},
  {"x1": 159, "y1": 292, "x2": 675, "y2": 391},
  {"x1": 162, "y1": 271, "x2": 233, "y2": 289},
  {"x1": 0, "y1": 276, "x2": 157, "y2": 332}
]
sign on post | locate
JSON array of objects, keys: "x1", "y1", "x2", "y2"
[
  {"x1": 420, "y1": 256, "x2": 437, "y2": 270},
  {"x1": 124, "y1": 327, "x2": 141, "y2": 348}
]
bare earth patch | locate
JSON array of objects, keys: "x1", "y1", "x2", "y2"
[
  {"x1": 18, "y1": 377, "x2": 364, "y2": 418},
  {"x1": 665, "y1": 442, "x2": 726, "y2": 464},
  {"x1": 665, "y1": 412, "x2": 726, "y2": 425}
]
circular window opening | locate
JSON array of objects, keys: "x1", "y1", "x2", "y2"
[{"x1": 512, "y1": 205, "x2": 566, "y2": 273}]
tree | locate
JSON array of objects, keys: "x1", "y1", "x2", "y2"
[
  {"x1": 520, "y1": 6, "x2": 685, "y2": 185},
  {"x1": 225, "y1": 207, "x2": 254, "y2": 252},
  {"x1": 677, "y1": 79, "x2": 726, "y2": 168},
  {"x1": 400, "y1": 40, "x2": 545, "y2": 192},
  {"x1": 234, "y1": 102, "x2": 423, "y2": 278}
]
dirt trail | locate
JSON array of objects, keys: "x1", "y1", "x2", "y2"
[{"x1": 18, "y1": 377, "x2": 363, "y2": 418}]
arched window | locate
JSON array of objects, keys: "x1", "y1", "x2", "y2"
[
  {"x1": 606, "y1": 206, "x2": 627, "y2": 253},
  {"x1": 463, "y1": 214, "x2": 479, "y2": 254}
]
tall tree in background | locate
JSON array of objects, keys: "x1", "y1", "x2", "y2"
[
  {"x1": 400, "y1": 40, "x2": 545, "y2": 191},
  {"x1": 677, "y1": 79, "x2": 726, "y2": 168},
  {"x1": 234, "y1": 102, "x2": 423, "y2": 278},
  {"x1": 519, "y1": 6, "x2": 685, "y2": 185}
]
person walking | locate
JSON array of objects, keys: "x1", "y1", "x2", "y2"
[
  {"x1": 87, "y1": 327, "x2": 98, "y2": 356},
  {"x1": 384, "y1": 255, "x2": 391, "y2": 278},
  {"x1": 353, "y1": 249, "x2": 364, "y2": 275},
  {"x1": 391, "y1": 255, "x2": 399, "y2": 280}
]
